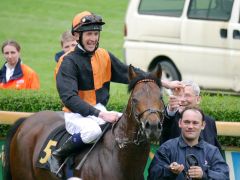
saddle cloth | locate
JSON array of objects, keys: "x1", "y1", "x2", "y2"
[
  {"x1": 35, "y1": 122, "x2": 111, "y2": 180},
  {"x1": 35, "y1": 124, "x2": 71, "y2": 169}
]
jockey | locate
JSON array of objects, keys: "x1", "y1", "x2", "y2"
[
  {"x1": 48, "y1": 10, "x2": 183, "y2": 178},
  {"x1": 48, "y1": 11, "x2": 130, "y2": 178}
]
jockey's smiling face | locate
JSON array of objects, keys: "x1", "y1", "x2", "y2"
[{"x1": 81, "y1": 31, "x2": 100, "y2": 52}]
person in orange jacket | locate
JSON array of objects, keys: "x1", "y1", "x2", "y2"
[{"x1": 0, "y1": 40, "x2": 40, "y2": 90}]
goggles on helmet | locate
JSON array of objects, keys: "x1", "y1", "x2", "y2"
[
  {"x1": 81, "y1": 15, "x2": 103, "y2": 25},
  {"x1": 73, "y1": 14, "x2": 105, "y2": 33}
]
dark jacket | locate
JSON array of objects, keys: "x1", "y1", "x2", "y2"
[
  {"x1": 160, "y1": 111, "x2": 222, "y2": 152},
  {"x1": 148, "y1": 136, "x2": 229, "y2": 180},
  {"x1": 54, "y1": 50, "x2": 64, "y2": 62},
  {"x1": 0, "y1": 59, "x2": 40, "y2": 89}
]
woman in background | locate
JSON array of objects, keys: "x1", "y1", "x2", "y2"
[{"x1": 0, "y1": 40, "x2": 40, "y2": 89}]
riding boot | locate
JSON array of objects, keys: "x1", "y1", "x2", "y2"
[{"x1": 48, "y1": 133, "x2": 85, "y2": 178}]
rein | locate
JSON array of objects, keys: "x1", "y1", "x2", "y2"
[
  {"x1": 112, "y1": 79, "x2": 165, "y2": 149},
  {"x1": 113, "y1": 112, "x2": 148, "y2": 149}
]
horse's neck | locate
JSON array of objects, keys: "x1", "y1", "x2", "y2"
[
  {"x1": 108, "y1": 113, "x2": 150, "y2": 177},
  {"x1": 112, "y1": 110, "x2": 150, "y2": 154},
  {"x1": 114, "y1": 110, "x2": 138, "y2": 142},
  {"x1": 74, "y1": 111, "x2": 150, "y2": 179}
]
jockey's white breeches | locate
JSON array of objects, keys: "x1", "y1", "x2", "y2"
[{"x1": 64, "y1": 103, "x2": 122, "y2": 144}]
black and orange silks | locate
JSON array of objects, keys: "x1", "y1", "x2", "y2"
[{"x1": 55, "y1": 46, "x2": 129, "y2": 117}]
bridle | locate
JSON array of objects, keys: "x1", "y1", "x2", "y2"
[{"x1": 113, "y1": 79, "x2": 165, "y2": 149}]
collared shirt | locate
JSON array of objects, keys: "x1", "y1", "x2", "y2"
[
  {"x1": 77, "y1": 44, "x2": 85, "y2": 51},
  {"x1": 148, "y1": 136, "x2": 229, "y2": 180},
  {"x1": 5, "y1": 63, "x2": 15, "y2": 82},
  {"x1": 160, "y1": 111, "x2": 222, "y2": 152},
  {"x1": 166, "y1": 105, "x2": 177, "y2": 116},
  {"x1": 0, "y1": 59, "x2": 40, "y2": 90}
]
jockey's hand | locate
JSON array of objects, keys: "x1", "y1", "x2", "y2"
[
  {"x1": 188, "y1": 166, "x2": 203, "y2": 179},
  {"x1": 169, "y1": 162, "x2": 184, "y2": 174},
  {"x1": 98, "y1": 111, "x2": 119, "y2": 123}
]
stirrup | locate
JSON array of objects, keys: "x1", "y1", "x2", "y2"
[
  {"x1": 48, "y1": 155, "x2": 64, "y2": 178},
  {"x1": 55, "y1": 157, "x2": 70, "y2": 178},
  {"x1": 49, "y1": 156, "x2": 70, "y2": 178}
]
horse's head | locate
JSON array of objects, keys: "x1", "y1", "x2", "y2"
[{"x1": 127, "y1": 64, "x2": 165, "y2": 143}]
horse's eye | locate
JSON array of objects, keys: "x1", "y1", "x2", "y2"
[{"x1": 132, "y1": 97, "x2": 138, "y2": 104}]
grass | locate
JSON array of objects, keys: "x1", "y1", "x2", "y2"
[
  {"x1": 0, "y1": 0, "x2": 129, "y2": 94},
  {"x1": 1, "y1": 0, "x2": 240, "y2": 119},
  {"x1": 0, "y1": 1, "x2": 240, "y2": 120}
]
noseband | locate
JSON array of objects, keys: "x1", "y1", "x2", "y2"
[{"x1": 113, "y1": 79, "x2": 165, "y2": 149}]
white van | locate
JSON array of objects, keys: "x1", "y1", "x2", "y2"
[{"x1": 124, "y1": 0, "x2": 240, "y2": 92}]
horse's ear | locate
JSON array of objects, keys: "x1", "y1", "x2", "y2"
[
  {"x1": 151, "y1": 63, "x2": 162, "y2": 80},
  {"x1": 128, "y1": 64, "x2": 138, "y2": 81}
]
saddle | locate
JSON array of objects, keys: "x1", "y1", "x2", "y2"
[
  {"x1": 35, "y1": 123, "x2": 111, "y2": 171},
  {"x1": 36, "y1": 124, "x2": 71, "y2": 170}
]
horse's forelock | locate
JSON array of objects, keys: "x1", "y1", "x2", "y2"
[{"x1": 128, "y1": 73, "x2": 161, "y2": 93}]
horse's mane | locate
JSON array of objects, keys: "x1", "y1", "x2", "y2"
[
  {"x1": 128, "y1": 72, "x2": 161, "y2": 93},
  {"x1": 4, "y1": 117, "x2": 26, "y2": 180}
]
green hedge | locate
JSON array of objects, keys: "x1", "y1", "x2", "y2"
[
  {"x1": 0, "y1": 90, "x2": 62, "y2": 112},
  {"x1": 0, "y1": 90, "x2": 240, "y2": 147},
  {"x1": 200, "y1": 93, "x2": 240, "y2": 121}
]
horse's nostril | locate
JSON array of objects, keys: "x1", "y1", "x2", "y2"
[{"x1": 145, "y1": 121, "x2": 150, "y2": 129}]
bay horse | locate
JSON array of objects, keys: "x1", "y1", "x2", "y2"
[{"x1": 4, "y1": 64, "x2": 165, "y2": 180}]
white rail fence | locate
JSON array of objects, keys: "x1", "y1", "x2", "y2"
[
  {"x1": 0, "y1": 111, "x2": 240, "y2": 180},
  {"x1": 0, "y1": 111, "x2": 240, "y2": 136}
]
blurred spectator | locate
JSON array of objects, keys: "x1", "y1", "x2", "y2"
[
  {"x1": 54, "y1": 30, "x2": 77, "y2": 62},
  {"x1": 0, "y1": 40, "x2": 40, "y2": 90}
]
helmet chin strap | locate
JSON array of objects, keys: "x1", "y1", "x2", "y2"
[{"x1": 78, "y1": 32, "x2": 100, "y2": 54}]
